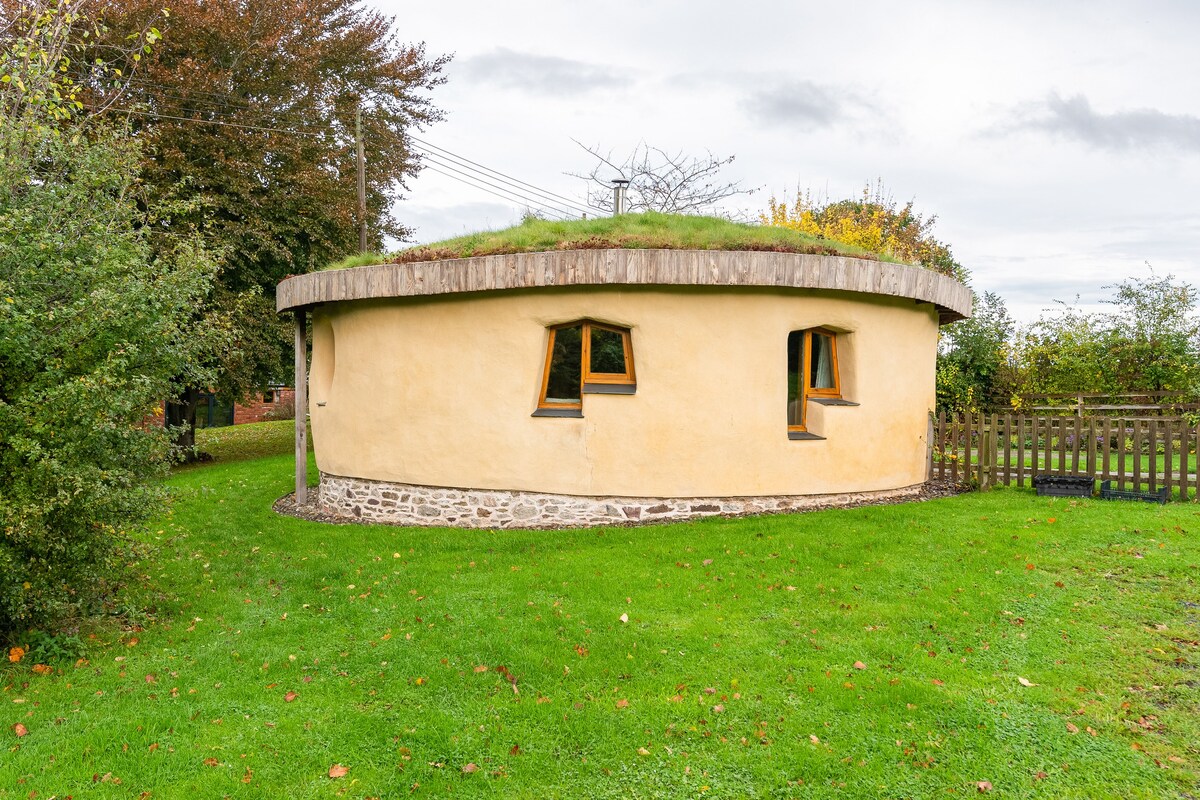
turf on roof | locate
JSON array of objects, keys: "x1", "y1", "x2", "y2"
[{"x1": 324, "y1": 212, "x2": 908, "y2": 271}]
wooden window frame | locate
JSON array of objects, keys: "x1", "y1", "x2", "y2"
[
  {"x1": 804, "y1": 328, "x2": 841, "y2": 399},
  {"x1": 537, "y1": 320, "x2": 635, "y2": 414},
  {"x1": 582, "y1": 321, "x2": 636, "y2": 388},
  {"x1": 788, "y1": 327, "x2": 842, "y2": 435}
]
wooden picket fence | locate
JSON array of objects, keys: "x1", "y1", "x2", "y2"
[{"x1": 931, "y1": 413, "x2": 1200, "y2": 500}]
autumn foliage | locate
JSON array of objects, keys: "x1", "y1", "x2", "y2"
[{"x1": 761, "y1": 181, "x2": 965, "y2": 281}]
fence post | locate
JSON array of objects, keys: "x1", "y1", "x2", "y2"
[{"x1": 981, "y1": 419, "x2": 994, "y2": 490}]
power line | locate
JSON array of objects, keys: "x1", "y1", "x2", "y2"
[
  {"x1": 411, "y1": 134, "x2": 603, "y2": 215},
  {"x1": 421, "y1": 166, "x2": 573, "y2": 222},
  {"x1": 413, "y1": 144, "x2": 593, "y2": 217},
  {"x1": 112, "y1": 106, "x2": 326, "y2": 138},
  {"x1": 417, "y1": 151, "x2": 584, "y2": 219},
  {"x1": 99, "y1": 100, "x2": 599, "y2": 219}
]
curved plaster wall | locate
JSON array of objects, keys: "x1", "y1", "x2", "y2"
[{"x1": 307, "y1": 285, "x2": 941, "y2": 499}]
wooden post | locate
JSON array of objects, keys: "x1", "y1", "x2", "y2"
[
  {"x1": 294, "y1": 311, "x2": 308, "y2": 505},
  {"x1": 356, "y1": 103, "x2": 368, "y2": 254},
  {"x1": 1016, "y1": 414, "x2": 1026, "y2": 488}
]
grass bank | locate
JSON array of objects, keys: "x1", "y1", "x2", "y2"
[
  {"x1": 325, "y1": 212, "x2": 899, "y2": 270},
  {"x1": 4, "y1": 437, "x2": 1199, "y2": 797}
]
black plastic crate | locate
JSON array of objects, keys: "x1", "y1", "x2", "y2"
[
  {"x1": 1031, "y1": 474, "x2": 1095, "y2": 498},
  {"x1": 1099, "y1": 480, "x2": 1168, "y2": 504}
]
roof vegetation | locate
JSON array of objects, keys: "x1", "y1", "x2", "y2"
[{"x1": 324, "y1": 212, "x2": 909, "y2": 271}]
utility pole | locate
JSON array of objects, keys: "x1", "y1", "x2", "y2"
[{"x1": 356, "y1": 102, "x2": 367, "y2": 253}]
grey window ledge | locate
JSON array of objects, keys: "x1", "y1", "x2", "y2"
[
  {"x1": 788, "y1": 430, "x2": 826, "y2": 441},
  {"x1": 532, "y1": 407, "x2": 584, "y2": 418},
  {"x1": 811, "y1": 397, "x2": 859, "y2": 406},
  {"x1": 583, "y1": 383, "x2": 636, "y2": 395}
]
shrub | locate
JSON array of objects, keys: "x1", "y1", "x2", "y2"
[{"x1": 0, "y1": 2, "x2": 215, "y2": 636}]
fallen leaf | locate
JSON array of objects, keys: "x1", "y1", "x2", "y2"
[
  {"x1": 203, "y1": 757, "x2": 219, "y2": 767},
  {"x1": 13, "y1": 723, "x2": 28, "y2": 738},
  {"x1": 977, "y1": 780, "x2": 993, "y2": 792},
  {"x1": 619, "y1": 613, "x2": 629, "y2": 624},
  {"x1": 509, "y1": 744, "x2": 520, "y2": 756},
  {"x1": 1065, "y1": 722, "x2": 1080, "y2": 734},
  {"x1": 853, "y1": 661, "x2": 866, "y2": 670},
  {"x1": 712, "y1": 704, "x2": 724, "y2": 713},
  {"x1": 285, "y1": 691, "x2": 299, "y2": 703},
  {"x1": 148, "y1": 742, "x2": 159, "y2": 753},
  {"x1": 328, "y1": 764, "x2": 349, "y2": 779},
  {"x1": 1034, "y1": 771, "x2": 1048, "y2": 781},
  {"x1": 703, "y1": 687, "x2": 716, "y2": 695},
  {"x1": 931, "y1": 678, "x2": 944, "y2": 686},
  {"x1": 31, "y1": 664, "x2": 52, "y2": 676},
  {"x1": 1018, "y1": 677, "x2": 1037, "y2": 687},
  {"x1": 809, "y1": 734, "x2": 820, "y2": 744},
  {"x1": 242, "y1": 767, "x2": 253, "y2": 783},
  {"x1": 616, "y1": 698, "x2": 630, "y2": 709},
  {"x1": 461, "y1": 763, "x2": 478, "y2": 774},
  {"x1": 1086, "y1": 726, "x2": 1097, "y2": 736},
  {"x1": 7, "y1": 647, "x2": 24, "y2": 663},
  {"x1": 473, "y1": 665, "x2": 488, "y2": 673},
  {"x1": 637, "y1": 747, "x2": 650, "y2": 756}
]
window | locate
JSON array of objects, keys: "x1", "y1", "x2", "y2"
[
  {"x1": 535, "y1": 321, "x2": 635, "y2": 416},
  {"x1": 787, "y1": 327, "x2": 841, "y2": 434}
]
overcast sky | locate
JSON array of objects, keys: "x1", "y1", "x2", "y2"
[{"x1": 376, "y1": 0, "x2": 1200, "y2": 321}]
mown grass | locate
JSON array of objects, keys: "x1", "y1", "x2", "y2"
[
  {"x1": 324, "y1": 212, "x2": 900, "y2": 270},
  {"x1": 179, "y1": 419, "x2": 312, "y2": 469},
  {"x1": 4, "y1": 440, "x2": 1200, "y2": 797}
]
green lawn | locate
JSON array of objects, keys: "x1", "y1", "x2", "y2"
[{"x1": 4, "y1": 436, "x2": 1200, "y2": 797}]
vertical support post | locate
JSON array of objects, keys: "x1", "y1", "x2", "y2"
[
  {"x1": 356, "y1": 103, "x2": 368, "y2": 253},
  {"x1": 926, "y1": 413, "x2": 935, "y2": 482},
  {"x1": 294, "y1": 311, "x2": 308, "y2": 505}
]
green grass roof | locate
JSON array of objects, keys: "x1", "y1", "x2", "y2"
[{"x1": 325, "y1": 212, "x2": 905, "y2": 271}]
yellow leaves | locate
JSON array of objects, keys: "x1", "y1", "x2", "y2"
[
  {"x1": 31, "y1": 663, "x2": 52, "y2": 676},
  {"x1": 8, "y1": 647, "x2": 24, "y2": 663},
  {"x1": 328, "y1": 763, "x2": 349, "y2": 778}
]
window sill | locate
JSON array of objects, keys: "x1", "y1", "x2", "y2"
[
  {"x1": 583, "y1": 382, "x2": 636, "y2": 395},
  {"x1": 532, "y1": 407, "x2": 583, "y2": 418},
  {"x1": 788, "y1": 430, "x2": 826, "y2": 441},
  {"x1": 810, "y1": 397, "x2": 859, "y2": 407}
]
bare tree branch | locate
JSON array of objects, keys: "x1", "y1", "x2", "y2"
[{"x1": 567, "y1": 139, "x2": 758, "y2": 215}]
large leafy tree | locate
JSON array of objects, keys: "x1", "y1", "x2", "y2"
[
  {"x1": 0, "y1": 0, "x2": 218, "y2": 635},
  {"x1": 936, "y1": 291, "x2": 1016, "y2": 412},
  {"x1": 1013, "y1": 273, "x2": 1200, "y2": 399},
  {"x1": 90, "y1": 0, "x2": 450, "y2": 444}
]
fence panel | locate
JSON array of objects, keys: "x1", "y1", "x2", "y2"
[{"x1": 930, "y1": 412, "x2": 1198, "y2": 501}]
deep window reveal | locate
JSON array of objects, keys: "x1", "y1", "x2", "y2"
[
  {"x1": 787, "y1": 327, "x2": 844, "y2": 436},
  {"x1": 535, "y1": 321, "x2": 636, "y2": 417}
]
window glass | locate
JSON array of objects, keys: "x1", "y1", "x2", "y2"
[
  {"x1": 590, "y1": 326, "x2": 627, "y2": 374},
  {"x1": 787, "y1": 330, "x2": 804, "y2": 428},
  {"x1": 544, "y1": 325, "x2": 583, "y2": 404},
  {"x1": 810, "y1": 332, "x2": 836, "y2": 390}
]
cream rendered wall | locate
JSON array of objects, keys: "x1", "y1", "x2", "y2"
[{"x1": 308, "y1": 286, "x2": 939, "y2": 498}]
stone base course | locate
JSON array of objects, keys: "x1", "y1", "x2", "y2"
[{"x1": 315, "y1": 472, "x2": 926, "y2": 529}]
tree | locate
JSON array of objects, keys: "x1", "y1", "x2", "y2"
[
  {"x1": 1103, "y1": 270, "x2": 1200, "y2": 393},
  {"x1": 570, "y1": 140, "x2": 757, "y2": 214},
  {"x1": 936, "y1": 291, "x2": 1016, "y2": 412},
  {"x1": 761, "y1": 182, "x2": 967, "y2": 281},
  {"x1": 0, "y1": 0, "x2": 217, "y2": 635},
  {"x1": 88, "y1": 0, "x2": 450, "y2": 448}
]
